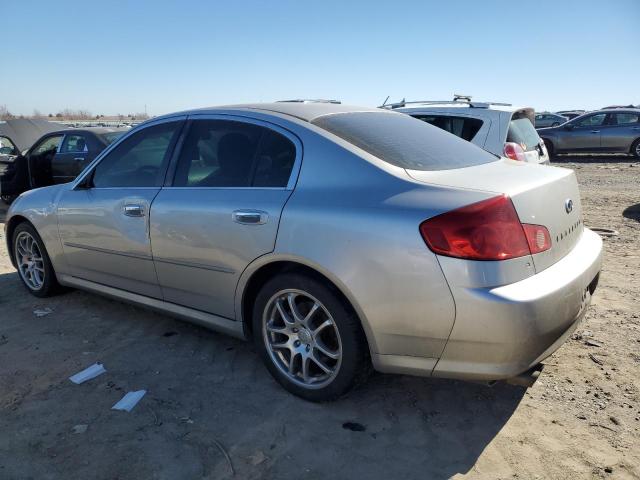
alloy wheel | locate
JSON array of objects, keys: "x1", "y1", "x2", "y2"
[
  {"x1": 15, "y1": 231, "x2": 45, "y2": 291},
  {"x1": 262, "y1": 289, "x2": 342, "y2": 389}
]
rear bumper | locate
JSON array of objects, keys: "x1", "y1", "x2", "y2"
[{"x1": 431, "y1": 227, "x2": 603, "y2": 381}]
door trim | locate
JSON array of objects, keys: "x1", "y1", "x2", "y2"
[{"x1": 63, "y1": 242, "x2": 153, "y2": 261}]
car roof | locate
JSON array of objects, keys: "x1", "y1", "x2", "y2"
[{"x1": 187, "y1": 102, "x2": 383, "y2": 123}]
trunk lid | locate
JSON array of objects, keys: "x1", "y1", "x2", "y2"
[{"x1": 406, "y1": 159, "x2": 583, "y2": 273}]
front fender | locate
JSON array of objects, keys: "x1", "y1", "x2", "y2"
[{"x1": 6, "y1": 184, "x2": 69, "y2": 274}]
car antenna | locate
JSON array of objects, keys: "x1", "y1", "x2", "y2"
[{"x1": 381, "y1": 96, "x2": 390, "y2": 107}]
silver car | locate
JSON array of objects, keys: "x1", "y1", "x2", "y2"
[
  {"x1": 538, "y1": 109, "x2": 640, "y2": 157},
  {"x1": 5, "y1": 103, "x2": 602, "y2": 401}
]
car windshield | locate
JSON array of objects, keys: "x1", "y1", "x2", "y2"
[
  {"x1": 507, "y1": 116, "x2": 541, "y2": 151},
  {"x1": 99, "y1": 131, "x2": 126, "y2": 144},
  {"x1": 311, "y1": 112, "x2": 496, "y2": 171}
]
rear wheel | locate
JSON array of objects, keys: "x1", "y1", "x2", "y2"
[
  {"x1": 252, "y1": 273, "x2": 369, "y2": 401},
  {"x1": 12, "y1": 222, "x2": 62, "y2": 297},
  {"x1": 632, "y1": 139, "x2": 640, "y2": 158}
]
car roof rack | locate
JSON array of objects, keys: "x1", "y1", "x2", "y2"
[
  {"x1": 380, "y1": 94, "x2": 512, "y2": 110},
  {"x1": 277, "y1": 99, "x2": 341, "y2": 104}
]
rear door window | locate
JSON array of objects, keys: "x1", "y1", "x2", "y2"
[
  {"x1": 611, "y1": 113, "x2": 639, "y2": 125},
  {"x1": 507, "y1": 115, "x2": 541, "y2": 151},
  {"x1": 172, "y1": 119, "x2": 296, "y2": 188},
  {"x1": 312, "y1": 112, "x2": 496, "y2": 171},
  {"x1": 411, "y1": 115, "x2": 483, "y2": 142},
  {"x1": 60, "y1": 134, "x2": 89, "y2": 153}
]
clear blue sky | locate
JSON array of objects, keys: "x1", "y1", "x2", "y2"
[{"x1": 3, "y1": 0, "x2": 638, "y2": 116}]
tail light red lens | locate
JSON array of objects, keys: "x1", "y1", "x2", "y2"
[
  {"x1": 504, "y1": 142, "x2": 526, "y2": 161},
  {"x1": 419, "y1": 195, "x2": 551, "y2": 261}
]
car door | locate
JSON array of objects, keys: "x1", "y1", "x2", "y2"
[
  {"x1": 27, "y1": 133, "x2": 65, "y2": 188},
  {"x1": 600, "y1": 112, "x2": 640, "y2": 152},
  {"x1": 53, "y1": 133, "x2": 92, "y2": 184},
  {"x1": 558, "y1": 112, "x2": 606, "y2": 151},
  {"x1": 149, "y1": 116, "x2": 301, "y2": 318},
  {"x1": 56, "y1": 118, "x2": 185, "y2": 298}
]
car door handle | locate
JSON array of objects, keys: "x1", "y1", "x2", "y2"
[
  {"x1": 74, "y1": 157, "x2": 85, "y2": 162},
  {"x1": 123, "y1": 204, "x2": 145, "y2": 217},
  {"x1": 232, "y1": 210, "x2": 268, "y2": 225},
  {"x1": 632, "y1": 127, "x2": 640, "y2": 131},
  {"x1": 591, "y1": 130, "x2": 600, "y2": 133}
]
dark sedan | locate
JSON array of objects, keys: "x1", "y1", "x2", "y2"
[
  {"x1": 1, "y1": 127, "x2": 126, "y2": 202},
  {"x1": 538, "y1": 109, "x2": 640, "y2": 157}
]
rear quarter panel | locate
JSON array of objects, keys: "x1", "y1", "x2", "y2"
[{"x1": 272, "y1": 128, "x2": 491, "y2": 359}]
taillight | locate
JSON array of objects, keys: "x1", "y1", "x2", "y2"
[
  {"x1": 504, "y1": 142, "x2": 526, "y2": 161},
  {"x1": 522, "y1": 223, "x2": 552, "y2": 254},
  {"x1": 419, "y1": 195, "x2": 551, "y2": 261}
]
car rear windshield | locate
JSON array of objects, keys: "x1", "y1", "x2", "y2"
[
  {"x1": 507, "y1": 114, "x2": 540, "y2": 151},
  {"x1": 411, "y1": 115, "x2": 484, "y2": 142},
  {"x1": 99, "y1": 131, "x2": 126, "y2": 144},
  {"x1": 311, "y1": 112, "x2": 496, "y2": 171}
]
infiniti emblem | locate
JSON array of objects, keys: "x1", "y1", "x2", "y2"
[{"x1": 565, "y1": 199, "x2": 573, "y2": 214}]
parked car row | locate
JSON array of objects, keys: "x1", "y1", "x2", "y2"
[{"x1": 5, "y1": 101, "x2": 603, "y2": 401}]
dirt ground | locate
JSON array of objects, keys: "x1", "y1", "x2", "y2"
[{"x1": 0, "y1": 157, "x2": 638, "y2": 480}]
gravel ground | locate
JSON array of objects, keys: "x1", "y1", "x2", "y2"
[{"x1": 0, "y1": 157, "x2": 638, "y2": 480}]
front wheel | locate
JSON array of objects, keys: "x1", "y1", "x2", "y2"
[
  {"x1": 252, "y1": 273, "x2": 369, "y2": 401},
  {"x1": 12, "y1": 222, "x2": 62, "y2": 297}
]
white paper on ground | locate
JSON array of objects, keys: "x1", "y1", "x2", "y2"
[
  {"x1": 112, "y1": 390, "x2": 146, "y2": 412},
  {"x1": 69, "y1": 363, "x2": 106, "y2": 384}
]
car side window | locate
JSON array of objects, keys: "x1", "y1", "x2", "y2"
[
  {"x1": 612, "y1": 113, "x2": 639, "y2": 125},
  {"x1": 60, "y1": 134, "x2": 89, "y2": 153},
  {"x1": 574, "y1": 113, "x2": 606, "y2": 128},
  {"x1": 0, "y1": 136, "x2": 18, "y2": 155},
  {"x1": 32, "y1": 135, "x2": 63, "y2": 156},
  {"x1": 412, "y1": 115, "x2": 484, "y2": 142},
  {"x1": 173, "y1": 119, "x2": 296, "y2": 188},
  {"x1": 91, "y1": 121, "x2": 181, "y2": 188}
]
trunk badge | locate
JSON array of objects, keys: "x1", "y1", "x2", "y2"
[{"x1": 565, "y1": 199, "x2": 573, "y2": 214}]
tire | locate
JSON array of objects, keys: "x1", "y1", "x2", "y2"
[
  {"x1": 252, "y1": 272, "x2": 369, "y2": 401},
  {"x1": 12, "y1": 222, "x2": 63, "y2": 297},
  {"x1": 543, "y1": 138, "x2": 555, "y2": 157},
  {"x1": 631, "y1": 138, "x2": 640, "y2": 158}
]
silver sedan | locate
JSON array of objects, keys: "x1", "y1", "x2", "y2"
[{"x1": 5, "y1": 103, "x2": 602, "y2": 401}]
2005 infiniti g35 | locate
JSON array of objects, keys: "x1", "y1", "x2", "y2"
[{"x1": 5, "y1": 102, "x2": 602, "y2": 401}]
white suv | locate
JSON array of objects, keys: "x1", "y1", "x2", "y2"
[{"x1": 382, "y1": 97, "x2": 550, "y2": 164}]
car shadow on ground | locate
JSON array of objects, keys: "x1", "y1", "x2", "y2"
[
  {"x1": 551, "y1": 154, "x2": 636, "y2": 164},
  {"x1": 623, "y1": 203, "x2": 640, "y2": 222},
  {"x1": 0, "y1": 269, "x2": 526, "y2": 479}
]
